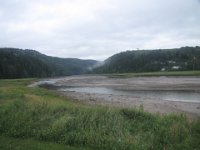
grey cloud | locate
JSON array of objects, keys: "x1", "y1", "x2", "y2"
[{"x1": 0, "y1": 0, "x2": 199, "y2": 60}]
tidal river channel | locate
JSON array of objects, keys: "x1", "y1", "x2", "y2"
[
  {"x1": 59, "y1": 87, "x2": 200, "y2": 102},
  {"x1": 30, "y1": 75, "x2": 200, "y2": 117}
]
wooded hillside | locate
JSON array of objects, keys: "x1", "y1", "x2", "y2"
[
  {"x1": 93, "y1": 46, "x2": 200, "y2": 73},
  {"x1": 0, "y1": 48, "x2": 97, "y2": 79}
]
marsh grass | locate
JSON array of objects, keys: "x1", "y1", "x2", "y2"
[
  {"x1": 0, "y1": 79, "x2": 199, "y2": 150},
  {"x1": 0, "y1": 136, "x2": 90, "y2": 150}
]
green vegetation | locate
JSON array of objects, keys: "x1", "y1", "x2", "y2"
[
  {"x1": 0, "y1": 48, "x2": 97, "y2": 79},
  {"x1": 0, "y1": 79, "x2": 200, "y2": 150},
  {"x1": 1, "y1": 46, "x2": 200, "y2": 79},
  {"x1": 93, "y1": 46, "x2": 200, "y2": 73},
  {"x1": 104, "y1": 70, "x2": 200, "y2": 78},
  {"x1": 0, "y1": 136, "x2": 89, "y2": 150}
]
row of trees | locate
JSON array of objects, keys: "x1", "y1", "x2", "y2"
[
  {"x1": 0, "y1": 48, "x2": 97, "y2": 79},
  {"x1": 93, "y1": 46, "x2": 200, "y2": 73},
  {"x1": 1, "y1": 47, "x2": 199, "y2": 78}
]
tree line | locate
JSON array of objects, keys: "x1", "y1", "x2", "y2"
[
  {"x1": 92, "y1": 46, "x2": 200, "y2": 73},
  {"x1": 0, "y1": 48, "x2": 97, "y2": 79}
]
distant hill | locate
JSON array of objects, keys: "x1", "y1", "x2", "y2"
[
  {"x1": 0, "y1": 48, "x2": 98, "y2": 79},
  {"x1": 93, "y1": 46, "x2": 200, "y2": 73}
]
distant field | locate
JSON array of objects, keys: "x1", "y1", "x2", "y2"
[
  {"x1": 0, "y1": 79, "x2": 200, "y2": 150},
  {"x1": 103, "y1": 70, "x2": 200, "y2": 78}
]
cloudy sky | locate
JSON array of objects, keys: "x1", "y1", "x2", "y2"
[{"x1": 0, "y1": 0, "x2": 200, "y2": 60}]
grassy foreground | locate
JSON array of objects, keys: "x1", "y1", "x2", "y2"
[
  {"x1": 0, "y1": 136, "x2": 88, "y2": 150},
  {"x1": 0, "y1": 79, "x2": 200, "y2": 150}
]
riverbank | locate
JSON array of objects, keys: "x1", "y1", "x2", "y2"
[
  {"x1": 59, "y1": 90, "x2": 200, "y2": 120},
  {"x1": 102, "y1": 70, "x2": 200, "y2": 77},
  {"x1": 35, "y1": 75, "x2": 200, "y2": 119},
  {"x1": 0, "y1": 79, "x2": 200, "y2": 150}
]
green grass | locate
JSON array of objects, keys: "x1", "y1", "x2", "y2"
[
  {"x1": 0, "y1": 136, "x2": 90, "y2": 150},
  {"x1": 0, "y1": 79, "x2": 200, "y2": 150},
  {"x1": 103, "y1": 70, "x2": 200, "y2": 78}
]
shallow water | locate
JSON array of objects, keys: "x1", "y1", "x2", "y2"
[{"x1": 59, "y1": 87, "x2": 200, "y2": 102}]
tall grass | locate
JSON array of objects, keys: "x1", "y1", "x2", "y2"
[
  {"x1": 0, "y1": 136, "x2": 90, "y2": 150},
  {"x1": 0, "y1": 79, "x2": 199, "y2": 150}
]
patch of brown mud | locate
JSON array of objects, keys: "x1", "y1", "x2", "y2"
[
  {"x1": 30, "y1": 75, "x2": 200, "y2": 120},
  {"x1": 58, "y1": 90, "x2": 200, "y2": 120}
]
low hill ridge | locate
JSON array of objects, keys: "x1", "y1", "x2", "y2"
[
  {"x1": 0, "y1": 48, "x2": 98, "y2": 79},
  {"x1": 93, "y1": 46, "x2": 200, "y2": 73}
]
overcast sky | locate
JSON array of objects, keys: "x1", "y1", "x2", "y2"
[{"x1": 0, "y1": 0, "x2": 200, "y2": 60}]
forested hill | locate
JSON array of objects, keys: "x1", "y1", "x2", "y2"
[
  {"x1": 0, "y1": 48, "x2": 97, "y2": 79},
  {"x1": 93, "y1": 46, "x2": 200, "y2": 73}
]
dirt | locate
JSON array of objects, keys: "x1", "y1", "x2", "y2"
[{"x1": 31, "y1": 75, "x2": 200, "y2": 119}]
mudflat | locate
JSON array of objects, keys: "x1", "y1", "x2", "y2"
[{"x1": 32, "y1": 75, "x2": 200, "y2": 119}]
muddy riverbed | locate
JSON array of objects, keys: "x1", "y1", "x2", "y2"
[{"x1": 30, "y1": 75, "x2": 200, "y2": 119}]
